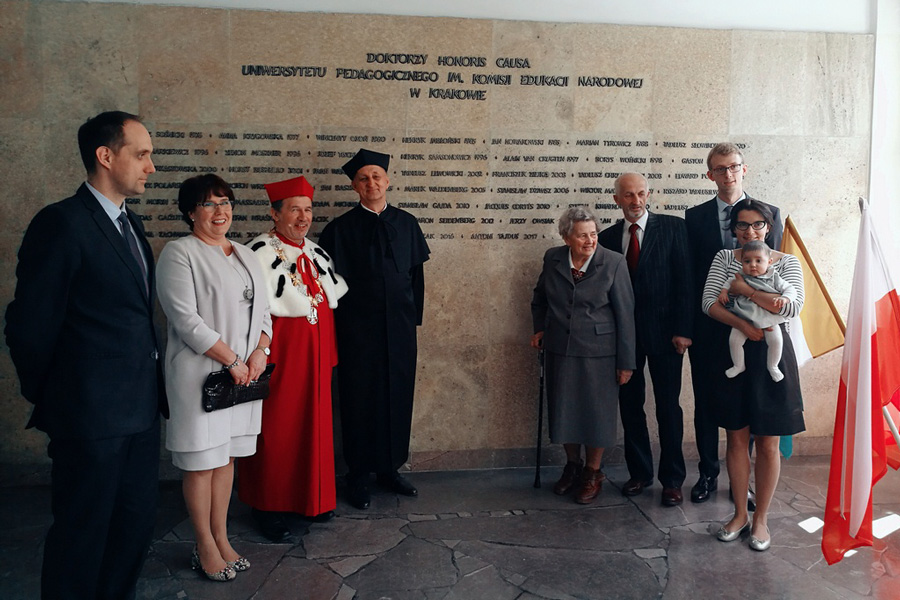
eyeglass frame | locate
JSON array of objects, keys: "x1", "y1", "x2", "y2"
[
  {"x1": 710, "y1": 163, "x2": 744, "y2": 176},
  {"x1": 733, "y1": 220, "x2": 768, "y2": 231},
  {"x1": 196, "y1": 199, "x2": 234, "y2": 210}
]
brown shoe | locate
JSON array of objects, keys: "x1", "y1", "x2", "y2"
[
  {"x1": 622, "y1": 478, "x2": 653, "y2": 497},
  {"x1": 553, "y1": 461, "x2": 584, "y2": 495},
  {"x1": 661, "y1": 487, "x2": 683, "y2": 506},
  {"x1": 574, "y1": 467, "x2": 605, "y2": 504}
]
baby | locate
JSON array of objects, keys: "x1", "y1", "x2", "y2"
[{"x1": 717, "y1": 240, "x2": 798, "y2": 382}]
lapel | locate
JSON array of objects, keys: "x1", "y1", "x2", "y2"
[
  {"x1": 638, "y1": 213, "x2": 659, "y2": 269},
  {"x1": 553, "y1": 246, "x2": 575, "y2": 286},
  {"x1": 78, "y1": 185, "x2": 151, "y2": 308},
  {"x1": 231, "y1": 243, "x2": 261, "y2": 350},
  {"x1": 700, "y1": 199, "x2": 724, "y2": 251},
  {"x1": 580, "y1": 246, "x2": 604, "y2": 283}
]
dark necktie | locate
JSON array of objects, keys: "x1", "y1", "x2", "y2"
[
  {"x1": 571, "y1": 268, "x2": 584, "y2": 282},
  {"x1": 626, "y1": 223, "x2": 640, "y2": 274},
  {"x1": 723, "y1": 205, "x2": 735, "y2": 249},
  {"x1": 117, "y1": 212, "x2": 149, "y2": 296}
]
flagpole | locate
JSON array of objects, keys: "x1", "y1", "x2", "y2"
[{"x1": 884, "y1": 406, "x2": 900, "y2": 449}]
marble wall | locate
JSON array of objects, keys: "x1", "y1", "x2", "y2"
[{"x1": 0, "y1": 1, "x2": 876, "y2": 469}]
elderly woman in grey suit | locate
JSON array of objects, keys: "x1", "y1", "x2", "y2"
[
  {"x1": 157, "y1": 174, "x2": 272, "y2": 582},
  {"x1": 531, "y1": 206, "x2": 636, "y2": 504}
]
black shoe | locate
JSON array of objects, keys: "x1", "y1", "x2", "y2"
[
  {"x1": 252, "y1": 508, "x2": 290, "y2": 543},
  {"x1": 728, "y1": 488, "x2": 757, "y2": 511},
  {"x1": 377, "y1": 472, "x2": 418, "y2": 497},
  {"x1": 301, "y1": 510, "x2": 336, "y2": 523},
  {"x1": 690, "y1": 475, "x2": 717, "y2": 503},
  {"x1": 346, "y1": 477, "x2": 371, "y2": 510}
]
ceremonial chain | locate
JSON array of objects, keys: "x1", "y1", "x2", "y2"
[{"x1": 269, "y1": 233, "x2": 324, "y2": 325}]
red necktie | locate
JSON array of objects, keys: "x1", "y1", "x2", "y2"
[{"x1": 626, "y1": 223, "x2": 640, "y2": 273}]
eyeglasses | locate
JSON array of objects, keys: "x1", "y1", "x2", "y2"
[
  {"x1": 197, "y1": 199, "x2": 234, "y2": 209},
  {"x1": 710, "y1": 163, "x2": 743, "y2": 176},
  {"x1": 734, "y1": 220, "x2": 767, "y2": 231}
]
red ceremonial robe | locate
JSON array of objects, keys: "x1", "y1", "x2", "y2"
[{"x1": 237, "y1": 287, "x2": 338, "y2": 516}]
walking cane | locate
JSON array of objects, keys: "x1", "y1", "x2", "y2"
[{"x1": 534, "y1": 348, "x2": 545, "y2": 488}]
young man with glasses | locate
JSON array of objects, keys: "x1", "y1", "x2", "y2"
[{"x1": 683, "y1": 143, "x2": 783, "y2": 505}]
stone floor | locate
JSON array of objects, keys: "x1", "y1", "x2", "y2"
[{"x1": 2, "y1": 456, "x2": 899, "y2": 599}]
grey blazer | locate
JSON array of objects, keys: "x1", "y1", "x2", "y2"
[
  {"x1": 156, "y1": 235, "x2": 272, "y2": 454},
  {"x1": 531, "y1": 245, "x2": 636, "y2": 369}
]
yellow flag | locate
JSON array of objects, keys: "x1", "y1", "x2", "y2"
[{"x1": 781, "y1": 216, "x2": 846, "y2": 357}]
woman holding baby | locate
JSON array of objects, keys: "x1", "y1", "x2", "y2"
[{"x1": 701, "y1": 198, "x2": 805, "y2": 552}]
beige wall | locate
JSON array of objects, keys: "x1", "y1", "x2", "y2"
[{"x1": 0, "y1": 1, "x2": 877, "y2": 469}]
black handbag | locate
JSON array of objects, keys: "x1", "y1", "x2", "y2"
[{"x1": 202, "y1": 363, "x2": 276, "y2": 412}]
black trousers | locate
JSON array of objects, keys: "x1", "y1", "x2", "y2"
[
  {"x1": 42, "y1": 420, "x2": 159, "y2": 600},
  {"x1": 688, "y1": 325, "x2": 732, "y2": 480},
  {"x1": 619, "y1": 344, "x2": 687, "y2": 488}
]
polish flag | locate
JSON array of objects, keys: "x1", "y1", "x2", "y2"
[{"x1": 822, "y1": 200, "x2": 900, "y2": 565}]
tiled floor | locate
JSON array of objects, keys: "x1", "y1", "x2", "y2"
[{"x1": 2, "y1": 456, "x2": 899, "y2": 599}]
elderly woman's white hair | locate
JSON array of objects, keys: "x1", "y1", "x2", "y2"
[{"x1": 557, "y1": 205, "x2": 600, "y2": 238}]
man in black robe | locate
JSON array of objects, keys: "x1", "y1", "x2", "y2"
[{"x1": 319, "y1": 148, "x2": 430, "y2": 510}]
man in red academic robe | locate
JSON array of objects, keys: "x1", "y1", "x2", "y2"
[{"x1": 238, "y1": 176, "x2": 348, "y2": 540}]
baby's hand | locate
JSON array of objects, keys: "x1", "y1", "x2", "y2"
[
  {"x1": 772, "y1": 296, "x2": 788, "y2": 309},
  {"x1": 717, "y1": 289, "x2": 730, "y2": 305}
]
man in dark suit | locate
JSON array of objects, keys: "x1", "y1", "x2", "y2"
[
  {"x1": 5, "y1": 111, "x2": 167, "y2": 599},
  {"x1": 598, "y1": 172, "x2": 693, "y2": 506},
  {"x1": 684, "y1": 142, "x2": 783, "y2": 504}
]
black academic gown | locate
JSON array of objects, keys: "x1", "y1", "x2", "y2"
[{"x1": 318, "y1": 204, "x2": 430, "y2": 473}]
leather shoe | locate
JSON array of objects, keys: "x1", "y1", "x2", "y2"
[
  {"x1": 690, "y1": 475, "x2": 718, "y2": 503},
  {"x1": 622, "y1": 478, "x2": 653, "y2": 497},
  {"x1": 301, "y1": 510, "x2": 335, "y2": 523},
  {"x1": 346, "y1": 477, "x2": 371, "y2": 510},
  {"x1": 574, "y1": 467, "x2": 605, "y2": 504},
  {"x1": 553, "y1": 461, "x2": 583, "y2": 495},
  {"x1": 728, "y1": 488, "x2": 757, "y2": 511},
  {"x1": 252, "y1": 508, "x2": 290, "y2": 543},
  {"x1": 661, "y1": 487, "x2": 683, "y2": 506},
  {"x1": 377, "y1": 472, "x2": 418, "y2": 497}
]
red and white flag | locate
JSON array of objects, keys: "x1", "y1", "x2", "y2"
[{"x1": 822, "y1": 200, "x2": 900, "y2": 565}]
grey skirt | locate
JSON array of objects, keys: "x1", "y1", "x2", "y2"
[{"x1": 545, "y1": 351, "x2": 619, "y2": 448}]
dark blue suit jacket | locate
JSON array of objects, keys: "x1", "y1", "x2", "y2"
[
  {"x1": 5, "y1": 184, "x2": 167, "y2": 440},
  {"x1": 598, "y1": 212, "x2": 694, "y2": 355}
]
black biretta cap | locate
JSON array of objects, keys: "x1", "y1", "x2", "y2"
[{"x1": 342, "y1": 148, "x2": 390, "y2": 180}]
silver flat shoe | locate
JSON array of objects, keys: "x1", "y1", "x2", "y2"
[
  {"x1": 716, "y1": 520, "x2": 750, "y2": 542},
  {"x1": 227, "y1": 556, "x2": 250, "y2": 572},
  {"x1": 749, "y1": 526, "x2": 771, "y2": 551},
  {"x1": 191, "y1": 546, "x2": 237, "y2": 582}
]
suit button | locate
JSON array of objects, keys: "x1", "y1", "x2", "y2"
[{"x1": 151, "y1": 350, "x2": 159, "y2": 360}]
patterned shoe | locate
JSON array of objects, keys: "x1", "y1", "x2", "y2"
[
  {"x1": 191, "y1": 546, "x2": 237, "y2": 582},
  {"x1": 227, "y1": 556, "x2": 250, "y2": 572}
]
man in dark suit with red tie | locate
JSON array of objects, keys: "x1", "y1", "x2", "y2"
[
  {"x1": 598, "y1": 172, "x2": 693, "y2": 506},
  {"x1": 684, "y1": 143, "x2": 783, "y2": 504},
  {"x1": 5, "y1": 111, "x2": 167, "y2": 599}
]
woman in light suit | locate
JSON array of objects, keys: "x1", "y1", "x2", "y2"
[
  {"x1": 531, "y1": 206, "x2": 636, "y2": 504},
  {"x1": 157, "y1": 174, "x2": 272, "y2": 582}
]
